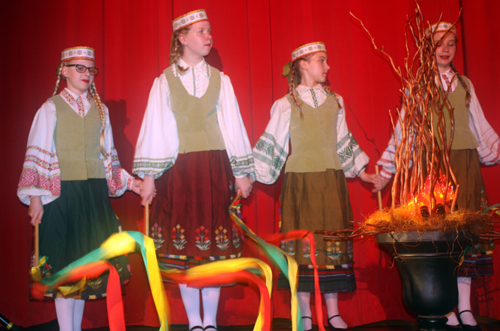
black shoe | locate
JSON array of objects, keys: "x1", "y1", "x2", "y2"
[
  {"x1": 203, "y1": 326, "x2": 217, "y2": 331},
  {"x1": 458, "y1": 310, "x2": 482, "y2": 331},
  {"x1": 445, "y1": 324, "x2": 463, "y2": 330},
  {"x1": 302, "y1": 316, "x2": 313, "y2": 331},
  {"x1": 328, "y1": 315, "x2": 348, "y2": 330},
  {"x1": 189, "y1": 327, "x2": 204, "y2": 331}
]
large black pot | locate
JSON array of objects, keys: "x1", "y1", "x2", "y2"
[{"x1": 376, "y1": 230, "x2": 477, "y2": 331}]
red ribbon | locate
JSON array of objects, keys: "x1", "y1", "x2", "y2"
[
  {"x1": 32, "y1": 261, "x2": 125, "y2": 331},
  {"x1": 260, "y1": 230, "x2": 324, "y2": 330}
]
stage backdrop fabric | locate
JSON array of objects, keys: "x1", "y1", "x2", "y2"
[{"x1": 0, "y1": 0, "x2": 499, "y2": 328}]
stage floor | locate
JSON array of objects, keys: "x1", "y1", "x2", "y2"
[{"x1": 21, "y1": 317, "x2": 500, "y2": 330}]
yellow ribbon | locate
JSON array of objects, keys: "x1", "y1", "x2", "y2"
[{"x1": 161, "y1": 258, "x2": 272, "y2": 331}]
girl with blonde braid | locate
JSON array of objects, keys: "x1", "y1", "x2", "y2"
[
  {"x1": 18, "y1": 47, "x2": 142, "y2": 331},
  {"x1": 253, "y1": 42, "x2": 377, "y2": 330},
  {"x1": 372, "y1": 23, "x2": 500, "y2": 331},
  {"x1": 133, "y1": 9, "x2": 254, "y2": 331}
]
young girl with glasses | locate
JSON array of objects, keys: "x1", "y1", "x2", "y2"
[
  {"x1": 18, "y1": 46, "x2": 142, "y2": 331},
  {"x1": 133, "y1": 9, "x2": 255, "y2": 331},
  {"x1": 371, "y1": 23, "x2": 500, "y2": 330},
  {"x1": 253, "y1": 42, "x2": 377, "y2": 330}
]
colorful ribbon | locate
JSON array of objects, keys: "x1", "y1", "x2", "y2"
[
  {"x1": 31, "y1": 231, "x2": 169, "y2": 331},
  {"x1": 160, "y1": 258, "x2": 273, "y2": 331},
  {"x1": 229, "y1": 195, "x2": 325, "y2": 331},
  {"x1": 261, "y1": 231, "x2": 324, "y2": 331}
]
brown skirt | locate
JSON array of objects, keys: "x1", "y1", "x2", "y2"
[
  {"x1": 278, "y1": 169, "x2": 355, "y2": 293},
  {"x1": 151, "y1": 150, "x2": 243, "y2": 269},
  {"x1": 448, "y1": 149, "x2": 494, "y2": 277}
]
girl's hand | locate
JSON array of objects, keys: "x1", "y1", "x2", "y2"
[
  {"x1": 29, "y1": 196, "x2": 43, "y2": 226},
  {"x1": 131, "y1": 178, "x2": 143, "y2": 195},
  {"x1": 359, "y1": 171, "x2": 378, "y2": 184},
  {"x1": 141, "y1": 175, "x2": 156, "y2": 205},
  {"x1": 235, "y1": 176, "x2": 252, "y2": 198},
  {"x1": 372, "y1": 175, "x2": 390, "y2": 193}
]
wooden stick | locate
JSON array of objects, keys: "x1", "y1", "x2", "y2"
[
  {"x1": 145, "y1": 203, "x2": 150, "y2": 237},
  {"x1": 35, "y1": 222, "x2": 39, "y2": 265},
  {"x1": 375, "y1": 166, "x2": 383, "y2": 211}
]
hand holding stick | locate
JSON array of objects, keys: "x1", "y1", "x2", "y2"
[
  {"x1": 375, "y1": 166, "x2": 383, "y2": 211},
  {"x1": 145, "y1": 203, "x2": 149, "y2": 237}
]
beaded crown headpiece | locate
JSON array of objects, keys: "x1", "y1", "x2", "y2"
[
  {"x1": 61, "y1": 46, "x2": 95, "y2": 62},
  {"x1": 425, "y1": 22, "x2": 456, "y2": 37},
  {"x1": 173, "y1": 9, "x2": 208, "y2": 31},
  {"x1": 291, "y1": 42, "x2": 327, "y2": 62}
]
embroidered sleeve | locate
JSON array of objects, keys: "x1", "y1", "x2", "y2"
[
  {"x1": 101, "y1": 105, "x2": 134, "y2": 197},
  {"x1": 17, "y1": 101, "x2": 61, "y2": 205},
  {"x1": 217, "y1": 73, "x2": 255, "y2": 178},
  {"x1": 335, "y1": 95, "x2": 369, "y2": 178},
  {"x1": 133, "y1": 74, "x2": 179, "y2": 179},
  {"x1": 468, "y1": 80, "x2": 500, "y2": 165},
  {"x1": 253, "y1": 97, "x2": 291, "y2": 184}
]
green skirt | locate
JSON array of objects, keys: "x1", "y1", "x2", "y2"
[
  {"x1": 448, "y1": 149, "x2": 494, "y2": 277},
  {"x1": 278, "y1": 169, "x2": 356, "y2": 293},
  {"x1": 37, "y1": 179, "x2": 130, "y2": 299}
]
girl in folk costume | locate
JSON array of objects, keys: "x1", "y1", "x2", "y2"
[
  {"x1": 372, "y1": 23, "x2": 500, "y2": 331},
  {"x1": 253, "y1": 42, "x2": 376, "y2": 330},
  {"x1": 133, "y1": 9, "x2": 254, "y2": 331},
  {"x1": 17, "y1": 47, "x2": 141, "y2": 331}
]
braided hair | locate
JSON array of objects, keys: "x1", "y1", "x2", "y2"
[
  {"x1": 89, "y1": 82, "x2": 107, "y2": 157},
  {"x1": 52, "y1": 62, "x2": 64, "y2": 96},
  {"x1": 450, "y1": 62, "x2": 471, "y2": 107},
  {"x1": 170, "y1": 26, "x2": 193, "y2": 75}
]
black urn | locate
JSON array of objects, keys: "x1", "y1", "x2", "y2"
[{"x1": 376, "y1": 230, "x2": 477, "y2": 331}]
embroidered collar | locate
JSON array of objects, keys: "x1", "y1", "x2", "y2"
[
  {"x1": 296, "y1": 84, "x2": 326, "y2": 97},
  {"x1": 61, "y1": 88, "x2": 92, "y2": 105},
  {"x1": 172, "y1": 58, "x2": 211, "y2": 78},
  {"x1": 436, "y1": 68, "x2": 457, "y2": 88}
]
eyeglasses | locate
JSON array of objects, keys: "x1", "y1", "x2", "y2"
[{"x1": 65, "y1": 64, "x2": 99, "y2": 75}]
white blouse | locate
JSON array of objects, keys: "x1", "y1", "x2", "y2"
[
  {"x1": 133, "y1": 58, "x2": 255, "y2": 179},
  {"x1": 253, "y1": 84, "x2": 370, "y2": 184},
  {"x1": 18, "y1": 88, "x2": 134, "y2": 205}
]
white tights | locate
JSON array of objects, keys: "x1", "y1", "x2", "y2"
[
  {"x1": 55, "y1": 298, "x2": 85, "y2": 331},
  {"x1": 179, "y1": 284, "x2": 220, "y2": 329},
  {"x1": 446, "y1": 277, "x2": 477, "y2": 326},
  {"x1": 298, "y1": 292, "x2": 347, "y2": 330}
]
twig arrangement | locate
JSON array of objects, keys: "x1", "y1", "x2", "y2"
[
  {"x1": 317, "y1": 2, "x2": 498, "y2": 241},
  {"x1": 352, "y1": 2, "x2": 461, "y2": 212}
]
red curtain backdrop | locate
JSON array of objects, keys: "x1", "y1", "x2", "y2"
[{"x1": 1, "y1": 0, "x2": 499, "y2": 328}]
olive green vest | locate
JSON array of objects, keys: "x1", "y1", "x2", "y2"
[
  {"x1": 433, "y1": 76, "x2": 478, "y2": 150},
  {"x1": 164, "y1": 65, "x2": 226, "y2": 154},
  {"x1": 51, "y1": 95, "x2": 105, "y2": 180},
  {"x1": 285, "y1": 93, "x2": 343, "y2": 173}
]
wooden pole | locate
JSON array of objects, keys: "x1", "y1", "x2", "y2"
[
  {"x1": 35, "y1": 222, "x2": 39, "y2": 264},
  {"x1": 145, "y1": 203, "x2": 150, "y2": 237},
  {"x1": 375, "y1": 166, "x2": 383, "y2": 211}
]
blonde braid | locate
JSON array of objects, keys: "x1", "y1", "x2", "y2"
[
  {"x1": 288, "y1": 64, "x2": 301, "y2": 108},
  {"x1": 323, "y1": 85, "x2": 343, "y2": 110},
  {"x1": 53, "y1": 62, "x2": 64, "y2": 96},
  {"x1": 89, "y1": 82, "x2": 107, "y2": 157},
  {"x1": 170, "y1": 27, "x2": 191, "y2": 75},
  {"x1": 450, "y1": 62, "x2": 471, "y2": 107}
]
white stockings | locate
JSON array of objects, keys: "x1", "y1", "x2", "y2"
[
  {"x1": 179, "y1": 284, "x2": 220, "y2": 329},
  {"x1": 298, "y1": 291, "x2": 347, "y2": 330},
  {"x1": 446, "y1": 277, "x2": 477, "y2": 326},
  {"x1": 54, "y1": 298, "x2": 85, "y2": 331}
]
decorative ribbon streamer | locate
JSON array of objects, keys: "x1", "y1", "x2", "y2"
[
  {"x1": 160, "y1": 258, "x2": 273, "y2": 331},
  {"x1": 260, "y1": 231, "x2": 324, "y2": 331},
  {"x1": 229, "y1": 195, "x2": 325, "y2": 331},
  {"x1": 33, "y1": 261, "x2": 124, "y2": 331},
  {"x1": 31, "y1": 232, "x2": 169, "y2": 331}
]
